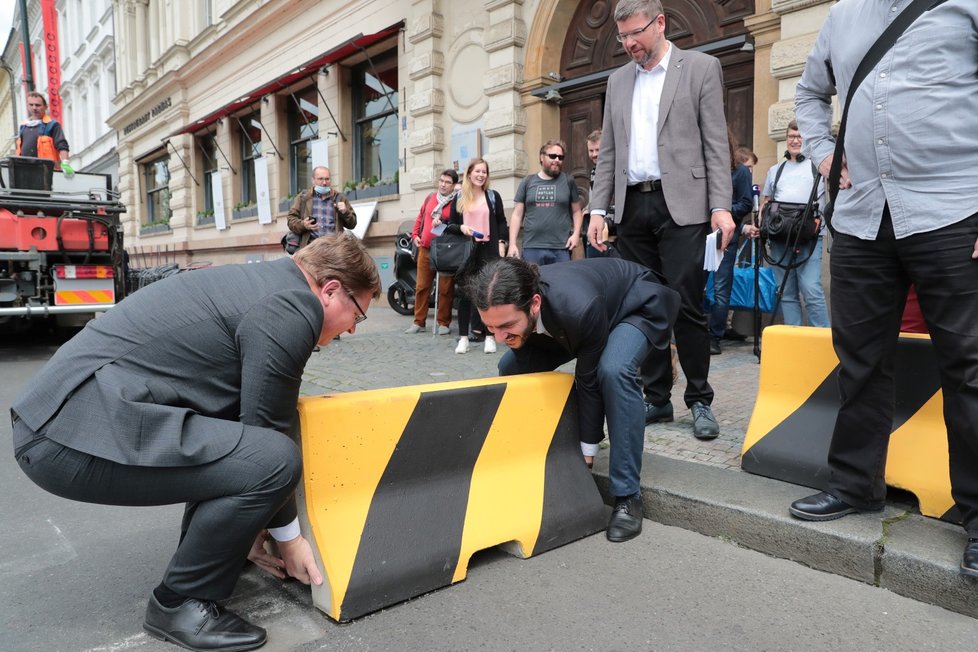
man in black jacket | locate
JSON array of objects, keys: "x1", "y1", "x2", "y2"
[{"x1": 464, "y1": 257, "x2": 680, "y2": 541}]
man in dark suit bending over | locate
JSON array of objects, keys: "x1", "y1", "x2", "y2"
[
  {"x1": 465, "y1": 257, "x2": 679, "y2": 542},
  {"x1": 11, "y1": 233, "x2": 381, "y2": 652}
]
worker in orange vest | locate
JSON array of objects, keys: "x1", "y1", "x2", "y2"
[{"x1": 17, "y1": 91, "x2": 73, "y2": 176}]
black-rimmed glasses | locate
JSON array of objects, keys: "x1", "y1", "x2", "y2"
[
  {"x1": 615, "y1": 17, "x2": 658, "y2": 43},
  {"x1": 347, "y1": 292, "x2": 368, "y2": 324}
]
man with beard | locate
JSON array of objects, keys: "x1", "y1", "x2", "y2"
[
  {"x1": 588, "y1": 0, "x2": 734, "y2": 440},
  {"x1": 463, "y1": 257, "x2": 679, "y2": 542}
]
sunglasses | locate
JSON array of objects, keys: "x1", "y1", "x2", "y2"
[{"x1": 545, "y1": 153, "x2": 565, "y2": 161}]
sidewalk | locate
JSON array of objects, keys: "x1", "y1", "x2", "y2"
[{"x1": 302, "y1": 303, "x2": 977, "y2": 619}]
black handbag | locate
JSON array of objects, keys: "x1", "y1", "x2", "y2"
[
  {"x1": 760, "y1": 162, "x2": 821, "y2": 245},
  {"x1": 429, "y1": 231, "x2": 473, "y2": 274}
]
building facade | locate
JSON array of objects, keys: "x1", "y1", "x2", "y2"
[
  {"x1": 2, "y1": 0, "x2": 119, "y2": 181},
  {"x1": 106, "y1": 0, "x2": 774, "y2": 267}
]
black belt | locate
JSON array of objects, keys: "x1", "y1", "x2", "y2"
[{"x1": 628, "y1": 179, "x2": 662, "y2": 193}]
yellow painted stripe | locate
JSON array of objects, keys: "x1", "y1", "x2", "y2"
[
  {"x1": 453, "y1": 372, "x2": 572, "y2": 582},
  {"x1": 54, "y1": 290, "x2": 114, "y2": 305},
  {"x1": 743, "y1": 326, "x2": 839, "y2": 452},
  {"x1": 887, "y1": 392, "x2": 953, "y2": 516}
]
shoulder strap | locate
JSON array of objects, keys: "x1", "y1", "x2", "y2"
[
  {"x1": 825, "y1": 0, "x2": 947, "y2": 226},
  {"x1": 771, "y1": 162, "x2": 787, "y2": 198}
]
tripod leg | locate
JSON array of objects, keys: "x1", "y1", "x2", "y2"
[{"x1": 753, "y1": 238, "x2": 761, "y2": 360}]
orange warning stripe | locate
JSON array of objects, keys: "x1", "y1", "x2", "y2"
[{"x1": 54, "y1": 290, "x2": 115, "y2": 305}]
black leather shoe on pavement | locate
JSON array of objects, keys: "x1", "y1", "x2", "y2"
[
  {"x1": 710, "y1": 338, "x2": 722, "y2": 355},
  {"x1": 144, "y1": 595, "x2": 267, "y2": 652},
  {"x1": 961, "y1": 538, "x2": 978, "y2": 578},
  {"x1": 690, "y1": 402, "x2": 719, "y2": 440},
  {"x1": 607, "y1": 495, "x2": 644, "y2": 542},
  {"x1": 644, "y1": 401, "x2": 674, "y2": 425},
  {"x1": 788, "y1": 491, "x2": 879, "y2": 522}
]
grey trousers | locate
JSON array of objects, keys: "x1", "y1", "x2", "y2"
[{"x1": 13, "y1": 416, "x2": 302, "y2": 601}]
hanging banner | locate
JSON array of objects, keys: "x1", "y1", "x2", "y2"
[
  {"x1": 254, "y1": 156, "x2": 272, "y2": 224},
  {"x1": 40, "y1": 0, "x2": 63, "y2": 122},
  {"x1": 212, "y1": 171, "x2": 227, "y2": 231},
  {"x1": 311, "y1": 138, "x2": 328, "y2": 169}
]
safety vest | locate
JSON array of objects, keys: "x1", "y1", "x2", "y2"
[{"x1": 16, "y1": 116, "x2": 60, "y2": 163}]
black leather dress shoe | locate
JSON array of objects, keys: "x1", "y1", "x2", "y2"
[
  {"x1": 607, "y1": 495, "x2": 644, "y2": 542},
  {"x1": 961, "y1": 538, "x2": 978, "y2": 578},
  {"x1": 723, "y1": 328, "x2": 748, "y2": 342},
  {"x1": 789, "y1": 491, "x2": 880, "y2": 522},
  {"x1": 144, "y1": 595, "x2": 266, "y2": 652},
  {"x1": 644, "y1": 401, "x2": 674, "y2": 425}
]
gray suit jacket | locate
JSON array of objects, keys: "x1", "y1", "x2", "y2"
[
  {"x1": 11, "y1": 258, "x2": 322, "y2": 468},
  {"x1": 590, "y1": 44, "x2": 732, "y2": 226}
]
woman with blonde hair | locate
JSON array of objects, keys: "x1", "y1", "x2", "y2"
[{"x1": 435, "y1": 158, "x2": 507, "y2": 354}]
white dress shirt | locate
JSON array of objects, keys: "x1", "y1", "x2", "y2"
[{"x1": 627, "y1": 44, "x2": 672, "y2": 185}]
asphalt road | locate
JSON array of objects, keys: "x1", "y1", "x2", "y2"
[{"x1": 3, "y1": 329, "x2": 977, "y2": 652}]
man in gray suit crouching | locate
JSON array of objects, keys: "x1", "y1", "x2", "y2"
[{"x1": 11, "y1": 233, "x2": 381, "y2": 651}]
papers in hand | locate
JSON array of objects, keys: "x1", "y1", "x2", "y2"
[
  {"x1": 703, "y1": 230, "x2": 722, "y2": 272},
  {"x1": 430, "y1": 222, "x2": 447, "y2": 236}
]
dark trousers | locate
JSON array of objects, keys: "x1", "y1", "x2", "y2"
[
  {"x1": 827, "y1": 208, "x2": 978, "y2": 535},
  {"x1": 457, "y1": 241, "x2": 496, "y2": 337},
  {"x1": 13, "y1": 417, "x2": 302, "y2": 600},
  {"x1": 616, "y1": 186, "x2": 713, "y2": 407}
]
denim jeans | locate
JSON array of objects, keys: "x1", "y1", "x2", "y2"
[
  {"x1": 708, "y1": 228, "x2": 740, "y2": 339},
  {"x1": 498, "y1": 322, "x2": 651, "y2": 498},
  {"x1": 522, "y1": 248, "x2": 570, "y2": 266},
  {"x1": 769, "y1": 235, "x2": 829, "y2": 327}
]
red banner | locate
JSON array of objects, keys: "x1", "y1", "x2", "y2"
[{"x1": 40, "y1": 0, "x2": 62, "y2": 123}]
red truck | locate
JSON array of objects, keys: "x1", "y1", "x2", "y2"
[{"x1": 0, "y1": 156, "x2": 126, "y2": 332}]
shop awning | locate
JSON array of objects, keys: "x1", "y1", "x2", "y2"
[{"x1": 171, "y1": 22, "x2": 403, "y2": 137}]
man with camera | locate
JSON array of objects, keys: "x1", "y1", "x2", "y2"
[
  {"x1": 758, "y1": 120, "x2": 828, "y2": 327},
  {"x1": 286, "y1": 166, "x2": 356, "y2": 253}
]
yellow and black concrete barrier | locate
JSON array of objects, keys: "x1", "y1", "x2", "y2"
[
  {"x1": 295, "y1": 371, "x2": 607, "y2": 622},
  {"x1": 741, "y1": 325, "x2": 957, "y2": 522}
]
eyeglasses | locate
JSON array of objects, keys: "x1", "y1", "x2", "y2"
[
  {"x1": 615, "y1": 16, "x2": 658, "y2": 43},
  {"x1": 545, "y1": 153, "x2": 565, "y2": 161},
  {"x1": 786, "y1": 135, "x2": 803, "y2": 141},
  {"x1": 347, "y1": 291, "x2": 368, "y2": 324}
]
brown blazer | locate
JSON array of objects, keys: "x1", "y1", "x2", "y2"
[{"x1": 286, "y1": 188, "x2": 357, "y2": 248}]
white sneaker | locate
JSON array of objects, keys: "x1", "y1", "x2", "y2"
[
  {"x1": 437, "y1": 325, "x2": 451, "y2": 336},
  {"x1": 404, "y1": 324, "x2": 424, "y2": 334},
  {"x1": 455, "y1": 337, "x2": 469, "y2": 354},
  {"x1": 484, "y1": 338, "x2": 496, "y2": 354}
]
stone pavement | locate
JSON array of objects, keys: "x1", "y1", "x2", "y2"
[
  {"x1": 302, "y1": 302, "x2": 757, "y2": 470},
  {"x1": 301, "y1": 302, "x2": 978, "y2": 619}
]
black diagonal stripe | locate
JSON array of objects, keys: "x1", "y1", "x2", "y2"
[
  {"x1": 339, "y1": 383, "x2": 505, "y2": 621},
  {"x1": 743, "y1": 335, "x2": 943, "y2": 492},
  {"x1": 533, "y1": 384, "x2": 607, "y2": 555}
]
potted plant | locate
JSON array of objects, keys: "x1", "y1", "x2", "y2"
[
  {"x1": 231, "y1": 200, "x2": 257, "y2": 220},
  {"x1": 278, "y1": 192, "x2": 298, "y2": 213},
  {"x1": 195, "y1": 209, "x2": 215, "y2": 226}
]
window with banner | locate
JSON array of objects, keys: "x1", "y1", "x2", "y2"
[
  {"x1": 289, "y1": 86, "x2": 319, "y2": 195},
  {"x1": 353, "y1": 52, "x2": 398, "y2": 192},
  {"x1": 197, "y1": 133, "x2": 218, "y2": 225},
  {"x1": 143, "y1": 155, "x2": 171, "y2": 227},
  {"x1": 239, "y1": 110, "x2": 262, "y2": 206}
]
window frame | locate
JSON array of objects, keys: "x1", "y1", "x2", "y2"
[
  {"x1": 352, "y1": 51, "x2": 399, "y2": 188},
  {"x1": 142, "y1": 154, "x2": 172, "y2": 228},
  {"x1": 237, "y1": 110, "x2": 263, "y2": 207},
  {"x1": 287, "y1": 86, "x2": 320, "y2": 196}
]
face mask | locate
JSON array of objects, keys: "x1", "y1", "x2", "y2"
[{"x1": 314, "y1": 185, "x2": 330, "y2": 195}]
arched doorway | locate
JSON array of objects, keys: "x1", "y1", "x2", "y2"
[{"x1": 556, "y1": 0, "x2": 755, "y2": 205}]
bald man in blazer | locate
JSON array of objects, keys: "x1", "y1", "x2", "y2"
[{"x1": 588, "y1": 0, "x2": 735, "y2": 440}]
